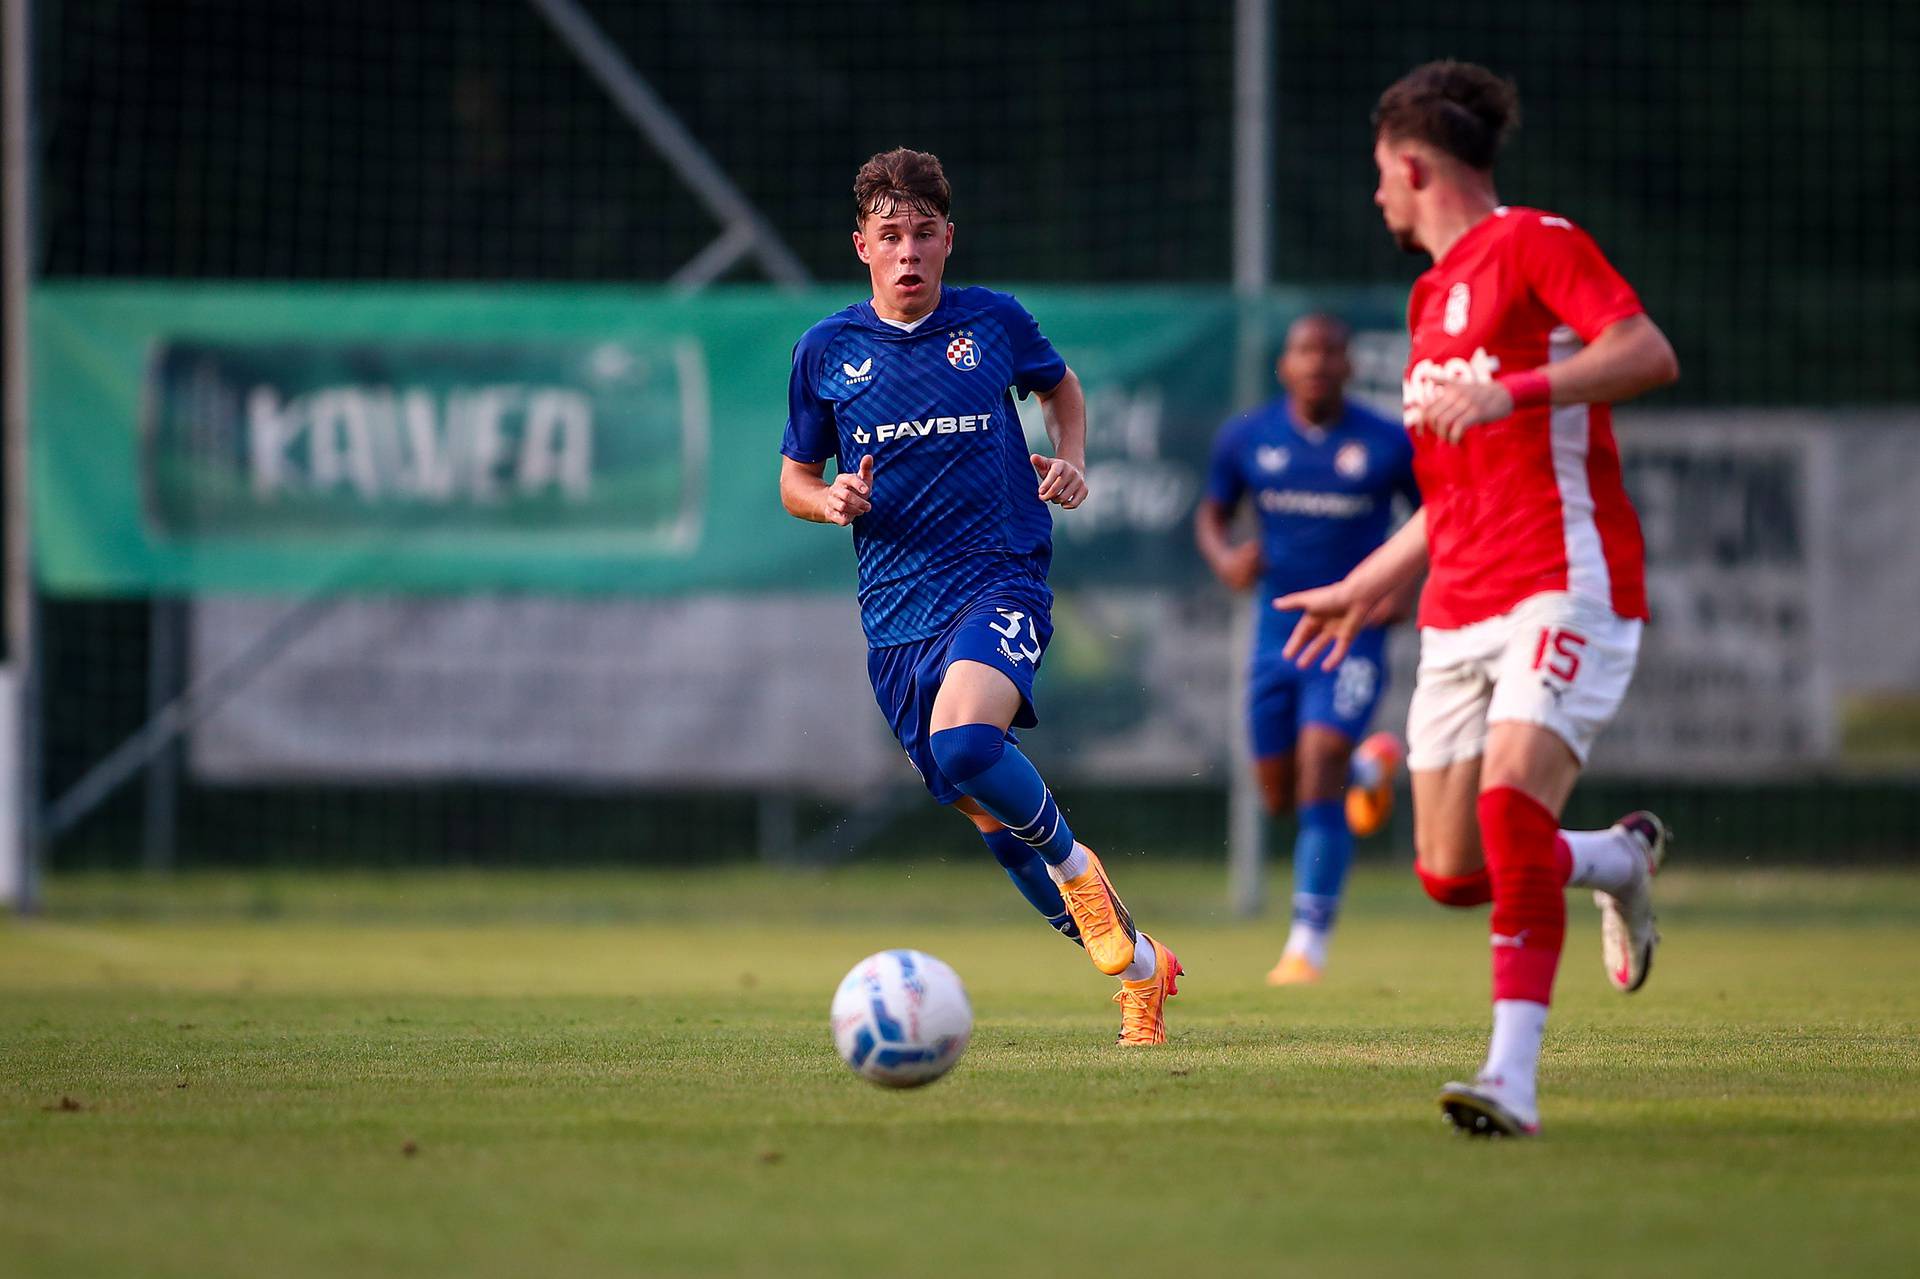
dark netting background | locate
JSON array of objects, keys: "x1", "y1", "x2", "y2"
[
  {"x1": 23, "y1": 0, "x2": 1920, "y2": 868},
  {"x1": 37, "y1": 1, "x2": 1917, "y2": 402},
  {"x1": 35, "y1": 0, "x2": 1234, "y2": 283}
]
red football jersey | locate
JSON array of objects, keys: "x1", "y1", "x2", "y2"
[{"x1": 1401, "y1": 206, "x2": 1649, "y2": 629}]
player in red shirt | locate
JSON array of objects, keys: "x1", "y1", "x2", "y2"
[{"x1": 1277, "y1": 61, "x2": 1681, "y2": 1136}]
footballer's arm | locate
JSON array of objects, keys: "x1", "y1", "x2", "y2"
[
  {"x1": 1029, "y1": 368, "x2": 1089, "y2": 509},
  {"x1": 1365, "y1": 561, "x2": 1426, "y2": 628},
  {"x1": 1536, "y1": 313, "x2": 1679, "y2": 406},
  {"x1": 1194, "y1": 499, "x2": 1263, "y2": 592},
  {"x1": 1275, "y1": 508, "x2": 1429, "y2": 670},
  {"x1": 1421, "y1": 314, "x2": 1680, "y2": 441},
  {"x1": 781, "y1": 454, "x2": 874, "y2": 526}
]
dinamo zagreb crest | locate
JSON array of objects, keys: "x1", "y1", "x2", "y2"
[{"x1": 946, "y1": 332, "x2": 979, "y2": 370}]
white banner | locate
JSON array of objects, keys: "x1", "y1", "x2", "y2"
[
  {"x1": 1595, "y1": 415, "x2": 1838, "y2": 775},
  {"x1": 189, "y1": 412, "x2": 1917, "y2": 788}
]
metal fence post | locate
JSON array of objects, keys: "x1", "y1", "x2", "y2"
[
  {"x1": 1226, "y1": 0, "x2": 1273, "y2": 918},
  {"x1": 2, "y1": 0, "x2": 40, "y2": 912}
]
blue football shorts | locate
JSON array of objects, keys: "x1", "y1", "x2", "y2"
[
  {"x1": 1248, "y1": 624, "x2": 1389, "y2": 760},
  {"x1": 866, "y1": 580, "x2": 1054, "y2": 805}
]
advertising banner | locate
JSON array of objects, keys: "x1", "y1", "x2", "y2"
[
  {"x1": 36, "y1": 283, "x2": 1404, "y2": 595},
  {"x1": 143, "y1": 338, "x2": 705, "y2": 548},
  {"x1": 184, "y1": 414, "x2": 1876, "y2": 789},
  {"x1": 1599, "y1": 417, "x2": 1837, "y2": 776},
  {"x1": 37, "y1": 285, "x2": 1901, "y2": 785}
]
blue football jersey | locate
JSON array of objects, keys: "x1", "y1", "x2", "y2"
[
  {"x1": 1205, "y1": 396, "x2": 1420, "y2": 648},
  {"x1": 782, "y1": 286, "x2": 1067, "y2": 647}
]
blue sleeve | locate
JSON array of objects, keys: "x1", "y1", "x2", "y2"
[
  {"x1": 1204, "y1": 421, "x2": 1245, "y2": 508},
  {"x1": 1000, "y1": 294, "x2": 1067, "y2": 398},
  {"x1": 780, "y1": 330, "x2": 835, "y2": 464}
]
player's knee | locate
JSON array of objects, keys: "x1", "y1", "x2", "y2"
[
  {"x1": 1413, "y1": 814, "x2": 1492, "y2": 906},
  {"x1": 1294, "y1": 729, "x2": 1352, "y2": 803},
  {"x1": 1254, "y1": 758, "x2": 1294, "y2": 815},
  {"x1": 954, "y1": 804, "x2": 1003, "y2": 837},
  {"x1": 1414, "y1": 829, "x2": 1474, "y2": 873},
  {"x1": 1294, "y1": 777, "x2": 1343, "y2": 808},
  {"x1": 929, "y1": 724, "x2": 1006, "y2": 786}
]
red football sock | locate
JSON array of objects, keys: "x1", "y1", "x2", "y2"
[
  {"x1": 1479, "y1": 786, "x2": 1566, "y2": 1006},
  {"x1": 1414, "y1": 861, "x2": 1494, "y2": 907}
]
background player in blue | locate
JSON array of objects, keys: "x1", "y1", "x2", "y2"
[
  {"x1": 1195, "y1": 313, "x2": 1421, "y2": 985},
  {"x1": 777, "y1": 148, "x2": 1184, "y2": 1045}
]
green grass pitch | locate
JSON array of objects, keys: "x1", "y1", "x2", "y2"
[{"x1": 3, "y1": 862, "x2": 1918, "y2": 1277}]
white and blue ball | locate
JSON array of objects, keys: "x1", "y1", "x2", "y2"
[{"x1": 830, "y1": 949, "x2": 972, "y2": 1088}]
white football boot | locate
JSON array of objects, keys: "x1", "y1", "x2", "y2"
[
  {"x1": 1439, "y1": 1074, "x2": 1541, "y2": 1138},
  {"x1": 1595, "y1": 811, "x2": 1669, "y2": 994}
]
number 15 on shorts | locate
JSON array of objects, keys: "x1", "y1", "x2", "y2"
[{"x1": 1532, "y1": 627, "x2": 1588, "y2": 683}]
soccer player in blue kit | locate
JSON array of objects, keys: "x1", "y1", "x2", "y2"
[
  {"x1": 779, "y1": 148, "x2": 1183, "y2": 1045},
  {"x1": 1195, "y1": 314, "x2": 1420, "y2": 984}
]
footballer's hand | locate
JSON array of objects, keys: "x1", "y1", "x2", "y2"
[
  {"x1": 1031, "y1": 454, "x2": 1088, "y2": 509},
  {"x1": 1274, "y1": 580, "x2": 1373, "y2": 671},
  {"x1": 1419, "y1": 378, "x2": 1515, "y2": 444},
  {"x1": 821, "y1": 454, "x2": 875, "y2": 525},
  {"x1": 1214, "y1": 541, "x2": 1264, "y2": 592}
]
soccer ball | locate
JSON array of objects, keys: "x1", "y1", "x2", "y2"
[{"x1": 830, "y1": 949, "x2": 972, "y2": 1088}]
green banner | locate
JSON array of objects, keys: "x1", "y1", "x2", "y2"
[
  {"x1": 144, "y1": 339, "x2": 697, "y2": 541},
  {"x1": 32, "y1": 283, "x2": 1407, "y2": 596}
]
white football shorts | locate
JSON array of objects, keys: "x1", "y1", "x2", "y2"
[{"x1": 1405, "y1": 591, "x2": 1642, "y2": 771}]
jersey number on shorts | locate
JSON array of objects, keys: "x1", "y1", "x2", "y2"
[
  {"x1": 1531, "y1": 627, "x2": 1588, "y2": 683},
  {"x1": 990, "y1": 609, "x2": 1042, "y2": 665},
  {"x1": 1332, "y1": 655, "x2": 1379, "y2": 720}
]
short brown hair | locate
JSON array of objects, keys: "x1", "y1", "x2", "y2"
[
  {"x1": 853, "y1": 148, "x2": 952, "y2": 227},
  {"x1": 1373, "y1": 60, "x2": 1520, "y2": 171}
]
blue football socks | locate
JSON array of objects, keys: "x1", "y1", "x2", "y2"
[
  {"x1": 980, "y1": 827, "x2": 1081, "y2": 943},
  {"x1": 929, "y1": 724, "x2": 1077, "y2": 864},
  {"x1": 1291, "y1": 798, "x2": 1353, "y2": 934}
]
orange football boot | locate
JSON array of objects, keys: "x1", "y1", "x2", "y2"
[
  {"x1": 1114, "y1": 935, "x2": 1183, "y2": 1045},
  {"x1": 1054, "y1": 847, "x2": 1138, "y2": 976},
  {"x1": 1265, "y1": 950, "x2": 1322, "y2": 986},
  {"x1": 1346, "y1": 731, "x2": 1404, "y2": 838}
]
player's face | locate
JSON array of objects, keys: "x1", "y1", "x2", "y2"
[
  {"x1": 853, "y1": 209, "x2": 952, "y2": 320},
  {"x1": 1279, "y1": 322, "x2": 1351, "y2": 416},
  {"x1": 1372, "y1": 137, "x2": 1422, "y2": 255}
]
